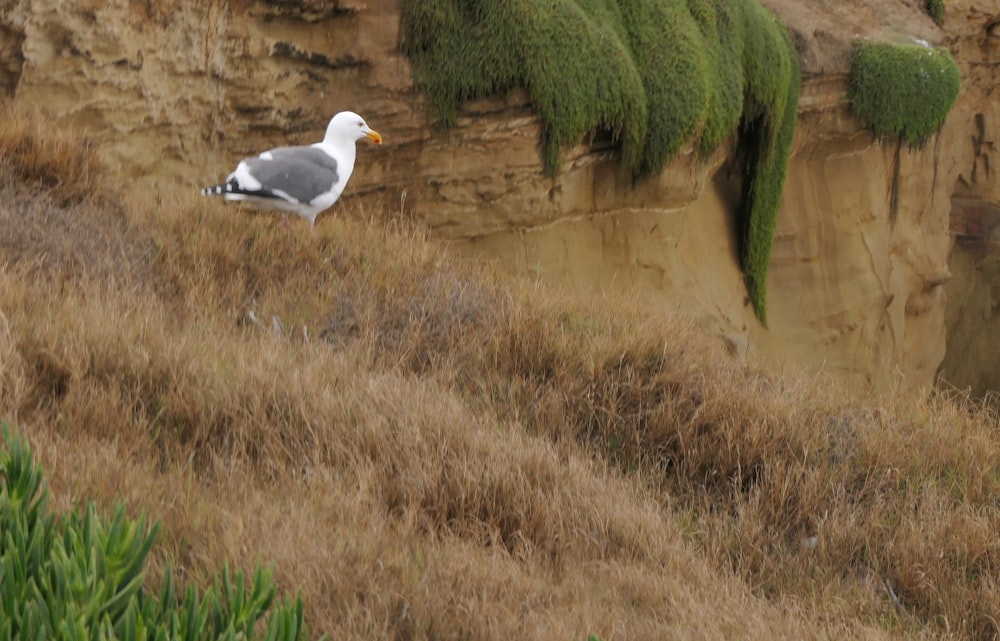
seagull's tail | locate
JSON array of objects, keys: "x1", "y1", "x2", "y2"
[{"x1": 200, "y1": 183, "x2": 229, "y2": 197}]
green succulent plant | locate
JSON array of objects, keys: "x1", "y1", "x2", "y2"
[{"x1": 0, "y1": 422, "x2": 320, "y2": 641}]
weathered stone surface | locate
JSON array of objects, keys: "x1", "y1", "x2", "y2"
[
  {"x1": 1, "y1": 0, "x2": 997, "y2": 394},
  {"x1": 937, "y1": 0, "x2": 1000, "y2": 394}
]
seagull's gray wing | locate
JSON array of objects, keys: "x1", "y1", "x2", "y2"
[{"x1": 240, "y1": 146, "x2": 340, "y2": 204}]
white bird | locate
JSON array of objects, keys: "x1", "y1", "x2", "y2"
[{"x1": 201, "y1": 111, "x2": 382, "y2": 235}]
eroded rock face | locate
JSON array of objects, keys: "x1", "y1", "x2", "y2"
[
  {"x1": 937, "y1": 0, "x2": 1000, "y2": 396},
  {"x1": 1, "y1": 0, "x2": 994, "y2": 394}
]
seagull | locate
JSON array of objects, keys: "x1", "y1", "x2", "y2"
[{"x1": 201, "y1": 111, "x2": 382, "y2": 235}]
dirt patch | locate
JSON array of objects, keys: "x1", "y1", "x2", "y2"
[{"x1": 762, "y1": 0, "x2": 941, "y2": 75}]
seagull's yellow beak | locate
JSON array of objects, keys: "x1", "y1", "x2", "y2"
[{"x1": 366, "y1": 129, "x2": 383, "y2": 145}]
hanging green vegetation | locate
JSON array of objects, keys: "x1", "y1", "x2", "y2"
[
  {"x1": 849, "y1": 40, "x2": 960, "y2": 149},
  {"x1": 732, "y1": 1, "x2": 800, "y2": 325},
  {"x1": 925, "y1": 0, "x2": 945, "y2": 25},
  {"x1": 400, "y1": 0, "x2": 800, "y2": 325}
]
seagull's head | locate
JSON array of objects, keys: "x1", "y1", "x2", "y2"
[{"x1": 326, "y1": 111, "x2": 383, "y2": 145}]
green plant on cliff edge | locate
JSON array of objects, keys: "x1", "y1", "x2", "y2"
[
  {"x1": 0, "y1": 422, "x2": 320, "y2": 641},
  {"x1": 849, "y1": 40, "x2": 960, "y2": 149},
  {"x1": 400, "y1": 0, "x2": 801, "y2": 325},
  {"x1": 925, "y1": 0, "x2": 945, "y2": 25}
]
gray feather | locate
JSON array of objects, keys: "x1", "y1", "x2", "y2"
[{"x1": 242, "y1": 146, "x2": 340, "y2": 204}]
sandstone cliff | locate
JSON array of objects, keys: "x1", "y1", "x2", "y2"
[
  {"x1": 936, "y1": 0, "x2": 1000, "y2": 396},
  {"x1": 1, "y1": 0, "x2": 997, "y2": 394}
]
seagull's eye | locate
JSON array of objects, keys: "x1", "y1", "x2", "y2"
[{"x1": 357, "y1": 122, "x2": 364, "y2": 128}]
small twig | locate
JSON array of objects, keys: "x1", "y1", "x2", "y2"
[
  {"x1": 246, "y1": 309, "x2": 265, "y2": 330},
  {"x1": 883, "y1": 577, "x2": 905, "y2": 613},
  {"x1": 248, "y1": 308, "x2": 313, "y2": 343}
]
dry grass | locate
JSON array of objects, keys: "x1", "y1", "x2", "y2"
[
  {"x1": 2, "y1": 105, "x2": 1000, "y2": 640},
  {"x1": 0, "y1": 102, "x2": 150, "y2": 286},
  {"x1": 0, "y1": 102, "x2": 108, "y2": 206}
]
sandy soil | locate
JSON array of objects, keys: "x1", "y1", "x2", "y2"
[{"x1": 762, "y1": 0, "x2": 941, "y2": 75}]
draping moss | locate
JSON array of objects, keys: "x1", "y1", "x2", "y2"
[
  {"x1": 925, "y1": 0, "x2": 945, "y2": 25},
  {"x1": 849, "y1": 40, "x2": 960, "y2": 149},
  {"x1": 400, "y1": 0, "x2": 801, "y2": 324}
]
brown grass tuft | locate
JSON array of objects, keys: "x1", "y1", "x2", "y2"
[{"x1": 0, "y1": 102, "x2": 107, "y2": 206}]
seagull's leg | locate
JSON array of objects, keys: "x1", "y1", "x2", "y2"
[
  {"x1": 310, "y1": 219, "x2": 316, "y2": 237},
  {"x1": 282, "y1": 213, "x2": 291, "y2": 238}
]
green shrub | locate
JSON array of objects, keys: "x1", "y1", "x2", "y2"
[
  {"x1": 848, "y1": 40, "x2": 960, "y2": 149},
  {"x1": 734, "y1": 1, "x2": 800, "y2": 326},
  {"x1": 0, "y1": 422, "x2": 320, "y2": 641},
  {"x1": 400, "y1": 0, "x2": 800, "y2": 324},
  {"x1": 925, "y1": 0, "x2": 944, "y2": 25}
]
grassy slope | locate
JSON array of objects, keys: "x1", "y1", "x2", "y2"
[{"x1": 2, "y1": 107, "x2": 1000, "y2": 639}]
